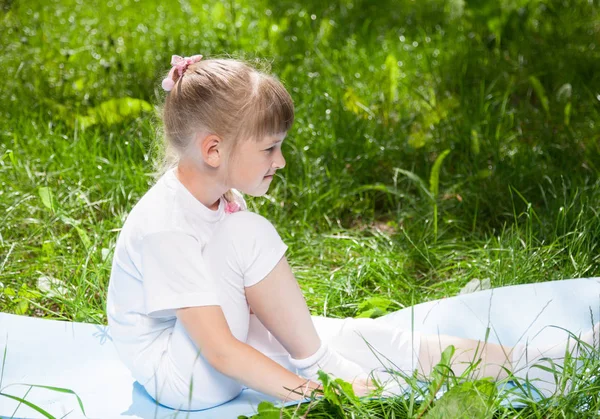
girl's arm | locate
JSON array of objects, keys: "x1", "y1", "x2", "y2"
[{"x1": 177, "y1": 305, "x2": 321, "y2": 401}]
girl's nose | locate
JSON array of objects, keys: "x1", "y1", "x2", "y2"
[{"x1": 274, "y1": 150, "x2": 286, "y2": 170}]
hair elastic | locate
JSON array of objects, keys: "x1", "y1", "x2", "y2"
[{"x1": 161, "y1": 54, "x2": 203, "y2": 91}]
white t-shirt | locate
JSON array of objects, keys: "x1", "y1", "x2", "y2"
[{"x1": 106, "y1": 168, "x2": 246, "y2": 385}]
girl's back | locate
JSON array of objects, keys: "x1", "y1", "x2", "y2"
[{"x1": 107, "y1": 168, "x2": 237, "y2": 385}]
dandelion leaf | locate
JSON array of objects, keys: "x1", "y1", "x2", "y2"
[
  {"x1": 357, "y1": 296, "x2": 393, "y2": 318},
  {"x1": 38, "y1": 186, "x2": 57, "y2": 213},
  {"x1": 244, "y1": 401, "x2": 281, "y2": 419},
  {"x1": 424, "y1": 379, "x2": 496, "y2": 419},
  {"x1": 77, "y1": 97, "x2": 152, "y2": 129}
]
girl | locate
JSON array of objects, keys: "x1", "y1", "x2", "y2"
[{"x1": 106, "y1": 55, "x2": 598, "y2": 411}]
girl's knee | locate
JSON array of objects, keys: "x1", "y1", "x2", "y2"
[
  {"x1": 218, "y1": 211, "x2": 279, "y2": 241},
  {"x1": 206, "y1": 212, "x2": 287, "y2": 283}
]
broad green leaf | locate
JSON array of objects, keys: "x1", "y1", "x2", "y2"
[
  {"x1": 92, "y1": 97, "x2": 152, "y2": 125},
  {"x1": 356, "y1": 307, "x2": 388, "y2": 318},
  {"x1": 333, "y1": 377, "x2": 359, "y2": 404},
  {"x1": 75, "y1": 114, "x2": 96, "y2": 130},
  {"x1": 357, "y1": 296, "x2": 393, "y2": 318},
  {"x1": 357, "y1": 296, "x2": 393, "y2": 311},
  {"x1": 439, "y1": 344, "x2": 455, "y2": 366},
  {"x1": 19, "y1": 283, "x2": 41, "y2": 299},
  {"x1": 74, "y1": 226, "x2": 92, "y2": 250},
  {"x1": 418, "y1": 345, "x2": 457, "y2": 418},
  {"x1": 251, "y1": 401, "x2": 281, "y2": 419},
  {"x1": 3, "y1": 287, "x2": 16, "y2": 297},
  {"x1": 38, "y1": 187, "x2": 57, "y2": 213},
  {"x1": 77, "y1": 97, "x2": 152, "y2": 129},
  {"x1": 15, "y1": 299, "x2": 29, "y2": 315},
  {"x1": 343, "y1": 88, "x2": 373, "y2": 118},
  {"x1": 316, "y1": 370, "x2": 361, "y2": 408},
  {"x1": 424, "y1": 379, "x2": 497, "y2": 419},
  {"x1": 317, "y1": 370, "x2": 341, "y2": 407},
  {"x1": 429, "y1": 344, "x2": 456, "y2": 385}
]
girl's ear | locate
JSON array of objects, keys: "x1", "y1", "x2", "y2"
[{"x1": 197, "y1": 133, "x2": 223, "y2": 168}]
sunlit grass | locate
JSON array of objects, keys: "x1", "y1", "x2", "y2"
[
  {"x1": 1, "y1": 0, "x2": 599, "y2": 416},
  {"x1": 242, "y1": 336, "x2": 600, "y2": 418}
]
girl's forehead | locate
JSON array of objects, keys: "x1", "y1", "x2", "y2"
[{"x1": 265, "y1": 132, "x2": 287, "y2": 143}]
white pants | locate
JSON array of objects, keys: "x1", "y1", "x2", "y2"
[{"x1": 144, "y1": 212, "x2": 420, "y2": 411}]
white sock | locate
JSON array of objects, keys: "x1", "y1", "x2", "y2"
[
  {"x1": 288, "y1": 343, "x2": 366, "y2": 383},
  {"x1": 511, "y1": 322, "x2": 599, "y2": 397}
]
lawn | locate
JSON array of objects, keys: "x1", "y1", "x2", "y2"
[{"x1": 1, "y1": 0, "x2": 599, "y2": 417}]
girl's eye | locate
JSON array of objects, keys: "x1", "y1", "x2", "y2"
[{"x1": 265, "y1": 146, "x2": 275, "y2": 153}]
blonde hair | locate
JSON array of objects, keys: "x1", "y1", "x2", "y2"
[{"x1": 159, "y1": 58, "x2": 294, "y2": 185}]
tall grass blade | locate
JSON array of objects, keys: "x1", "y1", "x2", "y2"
[
  {"x1": 529, "y1": 76, "x2": 550, "y2": 116},
  {"x1": 394, "y1": 168, "x2": 433, "y2": 201},
  {"x1": 1, "y1": 383, "x2": 87, "y2": 417},
  {"x1": 0, "y1": 391, "x2": 57, "y2": 419},
  {"x1": 429, "y1": 150, "x2": 451, "y2": 198},
  {"x1": 429, "y1": 149, "x2": 451, "y2": 240}
]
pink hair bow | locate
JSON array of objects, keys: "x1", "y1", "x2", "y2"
[{"x1": 161, "y1": 54, "x2": 203, "y2": 91}]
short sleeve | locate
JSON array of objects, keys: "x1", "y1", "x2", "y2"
[{"x1": 141, "y1": 231, "x2": 220, "y2": 318}]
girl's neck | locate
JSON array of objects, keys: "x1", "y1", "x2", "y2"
[{"x1": 175, "y1": 161, "x2": 226, "y2": 211}]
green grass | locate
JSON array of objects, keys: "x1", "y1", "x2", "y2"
[
  {"x1": 1, "y1": 0, "x2": 599, "y2": 416},
  {"x1": 241, "y1": 339, "x2": 600, "y2": 419}
]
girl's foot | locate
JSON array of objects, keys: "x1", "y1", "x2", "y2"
[{"x1": 511, "y1": 322, "x2": 600, "y2": 397}]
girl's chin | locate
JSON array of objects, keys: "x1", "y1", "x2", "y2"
[
  {"x1": 241, "y1": 187, "x2": 270, "y2": 198},
  {"x1": 237, "y1": 177, "x2": 273, "y2": 197}
]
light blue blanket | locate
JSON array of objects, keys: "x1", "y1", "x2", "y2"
[{"x1": 1, "y1": 278, "x2": 599, "y2": 418}]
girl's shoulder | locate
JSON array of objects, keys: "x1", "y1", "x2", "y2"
[{"x1": 123, "y1": 170, "x2": 224, "y2": 238}]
